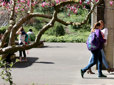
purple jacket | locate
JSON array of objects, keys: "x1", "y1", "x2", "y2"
[{"x1": 95, "y1": 29, "x2": 106, "y2": 49}]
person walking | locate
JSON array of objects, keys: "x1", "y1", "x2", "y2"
[
  {"x1": 80, "y1": 22, "x2": 107, "y2": 78},
  {"x1": 16, "y1": 27, "x2": 27, "y2": 62},
  {"x1": 87, "y1": 20, "x2": 114, "y2": 74}
]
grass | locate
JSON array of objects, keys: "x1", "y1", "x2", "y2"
[{"x1": 41, "y1": 28, "x2": 90, "y2": 43}]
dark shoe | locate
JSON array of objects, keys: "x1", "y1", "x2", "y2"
[
  {"x1": 81, "y1": 69, "x2": 85, "y2": 78},
  {"x1": 98, "y1": 74, "x2": 107, "y2": 78},
  {"x1": 107, "y1": 68, "x2": 111, "y2": 73},
  {"x1": 87, "y1": 70, "x2": 95, "y2": 74}
]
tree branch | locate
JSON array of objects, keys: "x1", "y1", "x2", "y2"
[
  {"x1": 0, "y1": 10, "x2": 58, "y2": 55},
  {"x1": 55, "y1": 0, "x2": 102, "y2": 26},
  {"x1": 0, "y1": 0, "x2": 103, "y2": 55},
  {"x1": 30, "y1": 0, "x2": 34, "y2": 13},
  {"x1": 1, "y1": 0, "x2": 16, "y2": 47}
]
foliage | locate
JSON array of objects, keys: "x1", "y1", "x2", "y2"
[
  {"x1": 55, "y1": 25, "x2": 65, "y2": 36},
  {"x1": 0, "y1": 26, "x2": 8, "y2": 33},
  {"x1": 42, "y1": 27, "x2": 90, "y2": 43},
  {"x1": 0, "y1": 58, "x2": 14, "y2": 85},
  {"x1": 0, "y1": 54, "x2": 19, "y2": 85}
]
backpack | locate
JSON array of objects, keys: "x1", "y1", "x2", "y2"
[
  {"x1": 25, "y1": 34, "x2": 30, "y2": 44},
  {"x1": 86, "y1": 32, "x2": 100, "y2": 51}
]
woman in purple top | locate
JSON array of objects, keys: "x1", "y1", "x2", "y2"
[{"x1": 80, "y1": 22, "x2": 107, "y2": 78}]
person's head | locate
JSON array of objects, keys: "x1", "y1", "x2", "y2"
[
  {"x1": 99, "y1": 20, "x2": 104, "y2": 30},
  {"x1": 19, "y1": 27, "x2": 26, "y2": 35},
  {"x1": 91, "y1": 22, "x2": 101, "y2": 32},
  {"x1": 29, "y1": 29, "x2": 32, "y2": 32}
]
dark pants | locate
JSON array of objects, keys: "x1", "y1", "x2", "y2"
[
  {"x1": 82, "y1": 49, "x2": 102, "y2": 76},
  {"x1": 19, "y1": 42, "x2": 26, "y2": 58}
]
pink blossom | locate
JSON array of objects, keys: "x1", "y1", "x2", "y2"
[
  {"x1": 15, "y1": 10, "x2": 18, "y2": 13},
  {"x1": 2, "y1": 2, "x2": 6, "y2": 6},
  {"x1": 55, "y1": 0, "x2": 60, "y2": 4},
  {"x1": 51, "y1": 3, "x2": 55, "y2": 6},
  {"x1": 27, "y1": 0, "x2": 30, "y2": 6},
  {"x1": 21, "y1": 9, "x2": 24, "y2": 11},
  {"x1": 70, "y1": 6, "x2": 74, "y2": 11},
  {"x1": 87, "y1": 1, "x2": 90, "y2": 4},
  {"x1": 73, "y1": 9, "x2": 78, "y2": 14},
  {"x1": 18, "y1": 4, "x2": 21, "y2": 7},
  {"x1": 32, "y1": 3, "x2": 35, "y2": 7},
  {"x1": 41, "y1": 2, "x2": 47, "y2": 7},
  {"x1": 15, "y1": 7, "x2": 19, "y2": 10},
  {"x1": 79, "y1": 0, "x2": 82, "y2": 4},
  {"x1": 6, "y1": 5, "x2": 10, "y2": 9},
  {"x1": 83, "y1": 5, "x2": 86, "y2": 8},
  {"x1": 109, "y1": 1, "x2": 113, "y2": 6},
  {"x1": 20, "y1": 0, "x2": 25, "y2": 3},
  {"x1": 25, "y1": 7, "x2": 28, "y2": 10},
  {"x1": 95, "y1": 0, "x2": 98, "y2": 2}
]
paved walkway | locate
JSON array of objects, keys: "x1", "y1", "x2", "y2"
[{"x1": 0, "y1": 43, "x2": 114, "y2": 85}]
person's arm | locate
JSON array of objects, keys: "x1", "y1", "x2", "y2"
[
  {"x1": 16, "y1": 28, "x2": 22, "y2": 34},
  {"x1": 96, "y1": 29, "x2": 106, "y2": 43}
]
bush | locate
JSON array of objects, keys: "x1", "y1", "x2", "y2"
[
  {"x1": 0, "y1": 26, "x2": 8, "y2": 33},
  {"x1": 55, "y1": 25, "x2": 65, "y2": 36}
]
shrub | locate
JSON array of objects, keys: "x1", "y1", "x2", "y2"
[
  {"x1": 55, "y1": 25, "x2": 65, "y2": 36},
  {"x1": 0, "y1": 26, "x2": 8, "y2": 33}
]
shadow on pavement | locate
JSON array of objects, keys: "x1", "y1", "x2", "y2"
[
  {"x1": 13, "y1": 57, "x2": 55, "y2": 68},
  {"x1": 43, "y1": 46, "x2": 65, "y2": 48},
  {"x1": 13, "y1": 57, "x2": 39, "y2": 68},
  {"x1": 84, "y1": 77, "x2": 114, "y2": 79},
  {"x1": 35, "y1": 61, "x2": 55, "y2": 64}
]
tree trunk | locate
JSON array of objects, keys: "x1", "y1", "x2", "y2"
[
  {"x1": 91, "y1": 0, "x2": 114, "y2": 68},
  {"x1": 104, "y1": 0, "x2": 114, "y2": 68}
]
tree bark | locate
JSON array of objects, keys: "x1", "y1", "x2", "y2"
[{"x1": 104, "y1": 0, "x2": 114, "y2": 67}]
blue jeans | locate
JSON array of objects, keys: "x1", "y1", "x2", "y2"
[
  {"x1": 89, "y1": 49, "x2": 109, "y2": 69},
  {"x1": 101, "y1": 49, "x2": 109, "y2": 69},
  {"x1": 82, "y1": 49, "x2": 103, "y2": 76}
]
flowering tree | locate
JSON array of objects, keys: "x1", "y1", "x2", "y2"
[{"x1": 0, "y1": 0, "x2": 111, "y2": 57}]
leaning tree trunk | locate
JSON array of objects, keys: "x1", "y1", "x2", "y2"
[
  {"x1": 91, "y1": 0, "x2": 114, "y2": 68},
  {"x1": 104, "y1": 0, "x2": 114, "y2": 68}
]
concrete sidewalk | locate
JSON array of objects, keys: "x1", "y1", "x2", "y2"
[{"x1": 0, "y1": 43, "x2": 114, "y2": 85}]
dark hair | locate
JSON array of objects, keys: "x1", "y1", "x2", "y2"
[
  {"x1": 91, "y1": 22, "x2": 101, "y2": 32},
  {"x1": 20, "y1": 27, "x2": 26, "y2": 35},
  {"x1": 20, "y1": 27, "x2": 24, "y2": 31},
  {"x1": 29, "y1": 29, "x2": 32, "y2": 32},
  {"x1": 96, "y1": 22, "x2": 101, "y2": 27}
]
